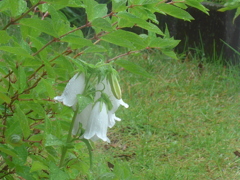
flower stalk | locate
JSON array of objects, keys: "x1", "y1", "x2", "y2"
[{"x1": 59, "y1": 109, "x2": 78, "y2": 168}]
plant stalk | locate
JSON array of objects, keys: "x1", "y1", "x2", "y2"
[{"x1": 59, "y1": 110, "x2": 78, "y2": 168}]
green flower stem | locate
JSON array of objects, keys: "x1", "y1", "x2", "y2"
[{"x1": 59, "y1": 109, "x2": 78, "y2": 168}]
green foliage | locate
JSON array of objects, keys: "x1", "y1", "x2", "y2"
[
  {"x1": 218, "y1": 0, "x2": 240, "y2": 21},
  {"x1": 0, "y1": 0, "x2": 209, "y2": 179}
]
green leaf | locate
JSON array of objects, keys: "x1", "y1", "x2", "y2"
[
  {"x1": 0, "y1": 46, "x2": 33, "y2": 59},
  {"x1": 157, "y1": 3, "x2": 194, "y2": 21},
  {"x1": 28, "y1": 134, "x2": 43, "y2": 142},
  {"x1": 29, "y1": 36, "x2": 48, "y2": 60},
  {"x1": 61, "y1": 34, "x2": 93, "y2": 49},
  {"x1": 0, "y1": 30, "x2": 12, "y2": 43},
  {"x1": 101, "y1": 30, "x2": 146, "y2": 49},
  {"x1": 44, "y1": 61, "x2": 55, "y2": 78},
  {"x1": 115, "y1": 59, "x2": 152, "y2": 78},
  {"x1": 45, "y1": 134, "x2": 64, "y2": 146},
  {"x1": 0, "y1": 92, "x2": 11, "y2": 104},
  {"x1": 92, "y1": 18, "x2": 113, "y2": 32},
  {"x1": 20, "y1": 18, "x2": 59, "y2": 37},
  {"x1": 186, "y1": 0, "x2": 209, "y2": 15},
  {"x1": 14, "y1": 145, "x2": 28, "y2": 164},
  {"x1": 82, "y1": 0, "x2": 108, "y2": 21},
  {"x1": 44, "y1": 0, "x2": 69, "y2": 5},
  {"x1": 18, "y1": 66, "x2": 27, "y2": 93},
  {"x1": 0, "y1": 144, "x2": 18, "y2": 157},
  {"x1": 15, "y1": 104, "x2": 30, "y2": 138},
  {"x1": 49, "y1": 162, "x2": 69, "y2": 180},
  {"x1": 161, "y1": 49, "x2": 178, "y2": 59},
  {"x1": 30, "y1": 161, "x2": 48, "y2": 172},
  {"x1": 233, "y1": 7, "x2": 240, "y2": 22},
  {"x1": 117, "y1": 12, "x2": 164, "y2": 35},
  {"x1": 10, "y1": 0, "x2": 27, "y2": 17},
  {"x1": 84, "y1": 45, "x2": 107, "y2": 53},
  {"x1": 44, "y1": 116, "x2": 52, "y2": 135},
  {"x1": 77, "y1": 95, "x2": 93, "y2": 113},
  {"x1": 42, "y1": 79, "x2": 55, "y2": 98},
  {"x1": 47, "y1": 5, "x2": 71, "y2": 35},
  {"x1": 149, "y1": 37, "x2": 180, "y2": 49},
  {"x1": 112, "y1": 0, "x2": 127, "y2": 12}
]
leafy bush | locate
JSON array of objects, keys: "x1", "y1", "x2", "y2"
[{"x1": 0, "y1": 0, "x2": 209, "y2": 179}]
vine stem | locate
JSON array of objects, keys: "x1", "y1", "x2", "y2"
[{"x1": 59, "y1": 109, "x2": 78, "y2": 168}]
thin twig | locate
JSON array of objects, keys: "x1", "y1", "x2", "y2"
[{"x1": 106, "y1": 50, "x2": 140, "y2": 63}]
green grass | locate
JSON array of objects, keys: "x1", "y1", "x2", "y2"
[{"x1": 90, "y1": 51, "x2": 240, "y2": 180}]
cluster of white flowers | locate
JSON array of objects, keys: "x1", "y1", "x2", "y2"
[{"x1": 54, "y1": 73, "x2": 128, "y2": 143}]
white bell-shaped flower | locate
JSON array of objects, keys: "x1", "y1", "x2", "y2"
[
  {"x1": 83, "y1": 101, "x2": 110, "y2": 142},
  {"x1": 95, "y1": 78, "x2": 129, "y2": 128},
  {"x1": 54, "y1": 73, "x2": 85, "y2": 107},
  {"x1": 72, "y1": 104, "x2": 92, "y2": 136}
]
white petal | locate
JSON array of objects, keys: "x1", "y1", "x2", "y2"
[
  {"x1": 96, "y1": 78, "x2": 129, "y2": 112},
  {"x1": 72, "y1": 104, "x2": 92, "y2": 135},
  {"x1": 108, "y1": 112, "x2": 121, "y2": 128},
  {"x1": 119, "y1": 99, "x2": 129, "y2": 108},
  {"x1": 83, "y1": 102, "x2": 110, "y2": 142},
  {"x1": 54, "y1": 73, "x2": 85, "y2": 107}
]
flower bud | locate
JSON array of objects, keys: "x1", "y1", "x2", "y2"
[
  {"x1": 10, "y1": 134, "x2": 22, "y2": 144},
  {"x1": 108, "y1": 73, "x2": 122, "y2": 100}
]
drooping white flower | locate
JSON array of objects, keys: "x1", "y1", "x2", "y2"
[
  {"x1": 83, "y1": 101, "x2": 110, "y2": 142},
  {"x1": 72, "y1": 104, "x2": 92, "y2": 136},
  {"x1": 95, "y1": 78, "x2": 129, "y2": 128},
  {"x1": 54, "y1": 73, "x2": 85, "y2": 107}
]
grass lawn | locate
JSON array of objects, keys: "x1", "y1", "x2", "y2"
[{"x1": 89, "y1": 51, "x2": 240, "y2": 180}]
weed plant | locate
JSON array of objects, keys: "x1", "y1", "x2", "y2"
[{"x1": 90, "y1": 50, "x2": 240, "y2": 180}]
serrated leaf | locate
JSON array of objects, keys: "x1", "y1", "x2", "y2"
[
  {"x1": 101, "y1": 30, "x2": 146, "y2": 49},
  {"x1": 82, "y1": 0, "x2": 107, "y2": 21},
  {"x1": 44, "y1": 0, "x2": 69, "y2": 5},
  {"x1": 112, "y1": 0, "x2": 127, "y2": 12},
  {"x1": 14, "y1": 145, "x2": 28, "y2": 164},
  {"x1": 10, "y1": 0, "x2": 27, "y2": 17},
  {"x1": 28, "y1": 134, "x2": 43, "y2": 141},
  {"x1": 61, "y1": 34, "x2": 93, "y2": 48},
  {"x1": 149, "y1": 37, "x2": 180, "y2": 49},
  {"x1": 186, "y1": 0, "x2": 209, "y2": 15},
  {"x1": 117, "y1": 12, "x2": 163, "y2": 35},
  {"x1": 20, "y1": 18, "x2": 59, "y2": 37},
  {"x1": 157, "y1": 3, "x2": 194, "y2": 21},
  {"x1": 0, "y1": 46, "x2": 33, "y2": 59},
  {"x1": 0, "y1": 144, "x2": 18, "y2": 157},
  {"x1": 92, "y1": 18, "x2": 113, "y2": 32},
  {"x1": 84, "y1": 45, "x2": 107, "y2": 53},
  {"x1": 0, "y1": 30, "x2": 12, "y2": 43},
  {"x1": 47, "y1": 5, "x2": 71, "y2": 35},
  {"x1": 115, "y1": 59, "x2": 152, "y2": 78},
  {"x1": 45, "y1": 134, "x2": 64, "y2": 146},
  {"x1": 15, "y1": 104, "x2": 30, "y2": 138}
]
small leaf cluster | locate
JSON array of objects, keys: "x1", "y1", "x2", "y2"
[{"x1": 0, "y1": 0, "x2": 209, "y2": 179}]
